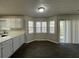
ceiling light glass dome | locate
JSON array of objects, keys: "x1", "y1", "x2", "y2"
[{"x1": 38, "y1": 7, "x2": 45, "y2": 13}]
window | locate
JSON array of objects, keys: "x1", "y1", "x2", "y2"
[
  {"x1": 36, "y1": 22, "x2": 41, "y2": 33},
  {"x1": 42, "y1": 22, "x2": 47, "y2": 33},
  {"x1": 28, "y1": 21, "x2": 34, "y2": 33},
  {"x1": 28, "y1": 21, "x2": 49, "y2": 33},
  {"x1": 49, "y1": 21, "x2": 55, "y2": 33}
]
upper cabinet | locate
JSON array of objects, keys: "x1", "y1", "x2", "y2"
[
  {"x1": 0, "y1": 18, "x2": 10, "y2": 30},
  {"x1": 0, "y1": 44, "x2": 1, "y2": 58},
  {"x1": 10, "y1": 17, "x2": 23, "y2": 29},
  {"x1": 0, "y1": 16, "x2": 24, "y2": 30}
]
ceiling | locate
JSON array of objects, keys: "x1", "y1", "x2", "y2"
[{"x1": 0, "y1": 0, "x2": 79, "y2": 17}]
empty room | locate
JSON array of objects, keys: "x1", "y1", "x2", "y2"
[{"x1": 0, "y1": 0, "x2": 79, "y2": 58}]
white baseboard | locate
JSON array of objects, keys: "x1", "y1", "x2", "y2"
[
  {"x1": 25, "y1": 39, "x2": 59, "y2": 44},
  {"x1": 25, "y1": 40, "x2": 35, "y2": 43},
  {"x1": 48, "y1": 40, "x2": 59, "y2": 43}
]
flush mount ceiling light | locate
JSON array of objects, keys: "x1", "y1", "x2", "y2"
[{"x1": 38, "y1": 7, "x2": 45, "y2": 13}]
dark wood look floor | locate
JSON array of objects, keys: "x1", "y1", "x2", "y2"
[{"x1": 11, "y1": 41, "x2": 79, "y2": 58}]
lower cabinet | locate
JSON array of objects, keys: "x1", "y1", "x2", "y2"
[
  {"x1": 2, "y1": 45, "x2": 12, "y2": 58},
  {"x1": 13, "y1": 37, "x2": 21, "y2": 52},
  {"x1": 1, "y1": 40, "x2": 13, "y2": 58},
  {"x1": 12, "y1": 34, "x2": 25, "y2": 53},
  {"x1": 19, "y1": 35, "x2": 25, "y2": 46},
  {"x1": 0, "y1": 44, "x2": 1, "y2": 58},
  {"x1": 0, "y1": 34, "x2": 25, "y2": 58}
]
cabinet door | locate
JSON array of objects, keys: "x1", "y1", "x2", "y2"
[
  {"x1": 19, "y1": 35, "x2": 25, "y2": 46},
  {"x1": 10, "y1": 19, "x2": 16, "y2": 29},
  {"x1": 15, "y1": 18, "x2": 23, "y2": 29},
  {"x1": 10, "y1": 18, "x2": 23, "y2": 29},
  {"x1": 2, "y1": 45, "x2": 12, "y2": 58},
  {"x1": 21, "y1": 35, "x2": 25, "y2": 44},
  {"x1": 18, "y1": 36, "x2": 22, "y2": 46},
  {"x1": 2, "y1": 40, "x2": 13, "y2": 58},
  {"x1": 0, "y1": 45, "x2": 1, "y2": 58},
  {"x1": 13, "y1": 37, "x2": 20, "y2": 52}
]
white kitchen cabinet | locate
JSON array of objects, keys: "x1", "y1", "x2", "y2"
[
  {"x1": 19, "y1": 34, "x2": 25, "y2": 46},
  {"x1": 2, "y1": 45, "x2": 12, "y2": 58},
  {"x1": 0, "y1": 44, "x2": 2, "y2": 58},
  {"x1": 0, "y1": 33, "x2": 25, "y2": 58},
  {"x1": 13, "y1": 34, "x2": 25, "y2": 53},
  {"x1": 0, "y1": 18, "x2": 11, "y2": 30},
  {"x1": 10, "y1": 17, "x2": 23, "y2": 29},
  {"x1": 0, "y1": 16, "x2": 24, "y2": 30},
  {"x1": 12, "y1": 37, "x2": 20, "y2": 52},
  {"x1": 15, "y1": 18, "x2": 23, "y2": 29},
  {"x1": 1, "y1": 40, "x2": 13, "y2": 58},
  {"x1": 22, "y1": 35, "x2": 25, "y2": 44}
]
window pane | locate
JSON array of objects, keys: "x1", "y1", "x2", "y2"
[
  {"x1": 28, "y1": 21, "x2": 34, "y2": 33},
  {"x1": 28, "y1": 27, "x2": 33, "y2": 33},
  {"x1": 49, "y1": 21, "x2": 55, "y2": 33},
  {"x1": 36, "y1": 22, "x2": 41, "y2": 28},
  {"x1": 60, "y1": 21, "x2": 65, "y2": 43},
  {"x1": 36, "y1": 27, "x2": 41, "y2": 33},
  {"x1": 50, "y1": 27, "x2": 54, "y2": 33},
  {"x1": 50, "y1": 21, "x2": 55, "y2": 27},
  {"x1": 36, "y1": 22, "x2": 41, "y2": 33},
  {"x1": 42, "y1": 22, "x2": 47, "y2": 27},
  {"x1": 42, "y1": 27, "x2": 47, "y2": 33},
  {"x1": 42, "y1": 22, "x2": 47, "y2": 33},
  {"x1": 28, "y1": 21, "x2": 33, "y2": 27}
]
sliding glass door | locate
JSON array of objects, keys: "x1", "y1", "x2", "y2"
[
  {"x1": 60, "y1": 21, "x2": 65, "y2": 43},
  {"x1": 60, "y1": 19, "x2": 79, "y2": 44}
]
